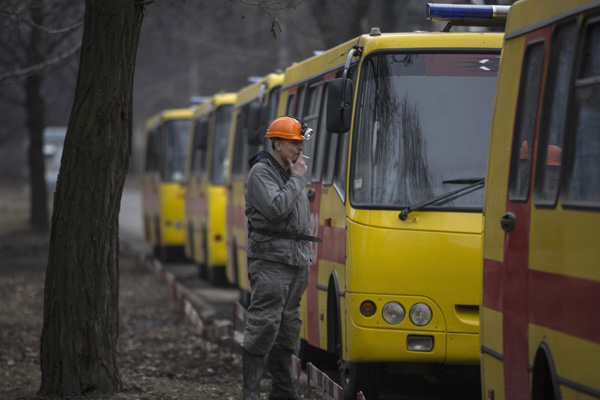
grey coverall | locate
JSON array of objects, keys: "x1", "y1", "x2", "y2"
[{"x1": 243, "y1": 153, "x2": 312, "y2": 356}]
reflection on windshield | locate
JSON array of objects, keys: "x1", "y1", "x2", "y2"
[
  {"x1": 351, "y1": 53, "x2": 498, "y2": 210},
  {"x1": 162, "y1": 118, "x2": 191, "y2": 182}
]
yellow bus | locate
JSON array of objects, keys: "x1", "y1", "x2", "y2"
[
  {"x1": 278, "y1": 6, "x2": 507, "y2": 399},
  {"x1": 225, "y1": 73, "x2": 284, "y2": 304},
  {"x1": 481, "y1": 1, "x2": 600, "y2": 399},
  {"x1": 184, "y1": 92, "x2": 236, "y2": 285},
  {"x1": 141, "y1": 108, "x2": 193, "y2": 261}
]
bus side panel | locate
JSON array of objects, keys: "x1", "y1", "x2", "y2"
[
  {"x1": 481, "y1": 33, "x2": 526, "y2": 399},
  {"x1": 158, "y1": 182, "x2": 186, "y2": 246},
  {"x1": 207, "y1": 185, "x2": 227, "y2": 266}
]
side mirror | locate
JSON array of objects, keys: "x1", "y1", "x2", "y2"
[
  {"x1": 247, "y1": 102, "x2": 266, "y2": 146},
  {"x1": 326, "y1": 78, "x2": 353, "y2": 133}
]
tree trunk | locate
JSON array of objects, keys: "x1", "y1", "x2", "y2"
[
  {"x1": 40, "y1": 0, "x2": 144, "y2": 396},
  {"x1": 26, "y1": 4, "x2": 49, "y2": 233}
]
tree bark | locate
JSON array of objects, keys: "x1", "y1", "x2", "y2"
[
  {"x1": 40, "y1": 0, "x2": 144, "y2": 396},
  {"x1": 26, "y1": 4, "x2": 49, "y2": 233}
]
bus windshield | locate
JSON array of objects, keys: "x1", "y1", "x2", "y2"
[
  {"x1": 161, "y1": 118, "x2": 191, "y2": 182},
  {"x1": 210, "y1": 105, "x2": 233, "y2": 185},
  {"x1": 351, "y1": 52, "x2": 498, "y2": 211}
]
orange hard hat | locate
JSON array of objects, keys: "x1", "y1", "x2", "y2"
[
  {"x1": 265, "y1": 116, "x2": 313, "y2": 141},
  {"x1": 520, "y1": 140, "x2": 530, "y2": 160},
  {"x1": 546, "y1": 145, "x2": 562, "y2": 166}
]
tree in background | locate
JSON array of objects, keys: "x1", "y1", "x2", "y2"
[{"x1": 0, "y1": 1, "x2": 83, "y2": 232}]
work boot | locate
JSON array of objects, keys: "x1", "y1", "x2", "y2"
[
  {"x1": 242, "y1": 348, "x2": 266, "y2": 400},
  {"x1": 267, "y1": 346, "x2": 309, "y2": 400}
]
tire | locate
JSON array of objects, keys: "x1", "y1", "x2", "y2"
[
  {"x1": 295, "y1": 337, "x2": 328, "y2": 369},
  {"x1": 208, "y1": 265, "x2": 228, "y2": 287},
  {"x1": 197, "y1": 262, "x2": 208, "y2": 280},
  {"x1": 339, "y1": 360, "x2": 382, "y2": 400}
]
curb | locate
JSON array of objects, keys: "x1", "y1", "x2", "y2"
[{"x1": 142, "y1": 255, "x2": 233, "y2": 342}]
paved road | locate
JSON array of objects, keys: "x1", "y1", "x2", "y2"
[{"x1": 118, "y1": 180, "x2": 239, "y2": 324}]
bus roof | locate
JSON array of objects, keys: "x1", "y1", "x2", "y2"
[
  {"x1": 234, "y1": 72, "x2": 285, "y2": 108},
  {"x1": 281, "y1": 30, "x2": 504, "y2": 89},
  {"x1": 192, "y1": 92, "x2": 237, "y2": 120},
  {"x1": 145, "y1": 107, "x2": 195, "y2": 130},
  {"x1": 505, "y1": 0, "x2": 599, "y2": 39}
]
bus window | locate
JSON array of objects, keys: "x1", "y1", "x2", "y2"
[
  {"x1": 190, "y1": 117, "x2": 208, "y2": 174},
  {"x1": 231, "y1": 109, "x2": 248, "y2": 179},
  {"x1": 563, "y1": 21, "x2": 600, "y2": 207},
  {"x1": 351, "y1": 53, "x2": 498, "y2": 209},
  {"x1": 312, "y1": 84, "x2": 328, "y2": 182},
  {"x1": 146, "y1": 128, "x2": 158, "y2": 173},
  {"x1": 301, "y1": 82, "x2": 322, "y2": 182},
  {"x1": 296, "y1": 85, "x2": 306, "y2": 118},
  {"x1": 534, "y1": 21, "x2": 577, "y2": 206},
  {"x1": 334, "y1": 128, "x2": 350, "y2": 202},
  {"x1": 263, "y1": 87, "x2": 281, "y2": 150},
  {"x1": 286, "y1": 93, "x2": 295, "y2": 116},
  {"x1": 161, "y1": 118, "x2": 191, "y2": 182},
  {"x1": 210, "y1": 105, "x2": 233, "y2": 185},
  {"x1": 323, "y1": 133, "x2": 338, "y2": 186},
  {"x1": 507, "y1": 42, "x2": 546, "y2": 202},
  {"x1": 267, "y1": 87, "x2": 281, "y2": 121}
]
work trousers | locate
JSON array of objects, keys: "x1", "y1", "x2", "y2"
[{"x1": 242, "y1": 257, "x2": 309, "y2": 356}]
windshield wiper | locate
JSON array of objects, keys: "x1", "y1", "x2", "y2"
[
  {"x1": 442, "y1": 177, "x2": 485, "y2": 184},
  {"x1": 399, "y1": 179, "x2": 484, "y2": 221}
]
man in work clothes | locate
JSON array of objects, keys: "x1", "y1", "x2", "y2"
[{"x1": 242, "y1": 116, "x2": 320, "y2": 400}]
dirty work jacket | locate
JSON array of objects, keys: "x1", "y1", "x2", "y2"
[{"x1": 245, "y1": 154, "x2": 312, "y2": 268}]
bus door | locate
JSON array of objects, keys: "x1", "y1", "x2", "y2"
[
  {"x1": 499, "y1": 29, "x2": 550, "y2": 400},
  {"x1": 187, "y1": 114, "x2": 209, "y2": 261},
  {"x1": 297, "y1": 78, "x2": 329, "y2": 348}
]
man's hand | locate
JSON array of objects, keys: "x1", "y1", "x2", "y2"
[{"x1": 289, "y1": 152, "x2": 307, "y2": 177}]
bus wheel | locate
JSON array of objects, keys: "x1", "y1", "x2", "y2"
[
  {"x1": 197, "y1": 262, "x2": 207, "y2": 280},
  {"x1": 295, "y1": 337, "x2": 328, "y2": 369},
  {"x1": 338, "y1": 360, "x2": 382, "y2": 400},
  {"x1": 208, "y1": 266, "x2": 228, "y2": 287},
  {"x1": 531, "y1": 345, "x2": 558, "y2": 400}
]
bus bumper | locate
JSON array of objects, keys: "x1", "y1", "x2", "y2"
[{"x1": 345, "y1": 323, "x2": 479, "y2": 365}]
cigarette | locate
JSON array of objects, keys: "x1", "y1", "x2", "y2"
[{"x1": 302, "y1": 155, "x2": 310, "y2": 159}]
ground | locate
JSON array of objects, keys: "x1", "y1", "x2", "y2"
[{"x1": 0, "y1": 184, "x2": 248, "y2": 399}]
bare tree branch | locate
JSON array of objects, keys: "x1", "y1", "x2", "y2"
[
  {"x1": 0, "y1": 42, "x2": 81, "y2": 83},
  {"x1": 0, "y1": 8, "x2": 83, "y2": 34}
]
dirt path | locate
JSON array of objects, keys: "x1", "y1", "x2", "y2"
[{"x1": 0, "y1": 186, "x2": 244, "y2": 399}]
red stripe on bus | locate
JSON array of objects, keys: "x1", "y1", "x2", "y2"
[
  {"x1": 483, "y1": 257, "x2": 503, "y2": 311},
  {"x1": 320, "y1": 225, "x2": 346, "y2": 265},
  {"x1": 228, "y1": 204, "x2": 247, "y2": 229},
  {"x1": 306, "y1": 183, "x2": 322, "y2": 347},
  {"x1": 530, "y1": 270, "x2": 600, "y2": 344}
]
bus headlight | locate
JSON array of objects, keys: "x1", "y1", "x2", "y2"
[
  {"x1": 382, "y1": 302, "x2": 405, "y2": 325},
  {"x1": 409, "y1": 303, "x2": 432, "y2": 326}
]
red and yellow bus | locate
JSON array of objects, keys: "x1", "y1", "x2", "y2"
[
  {"x1": 184, "y1": 92, "x2": 236, "y2": 285},
  {"x1": 225, "y1": 73, "x2": 284, "y2": 303},
  {"x1": 481, "y1": 1, "x2": 600, "y2": 399},
  {"x1": 278, "y1": 6, "x2": 506, "y2": 399},
  {"x1": 141, "y1": 108, "x2": 193, "y2": 261}
]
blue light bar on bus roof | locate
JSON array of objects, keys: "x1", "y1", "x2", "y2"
[{"x1": 426, "y1": 3, "x2": 509, "y2": 23}]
